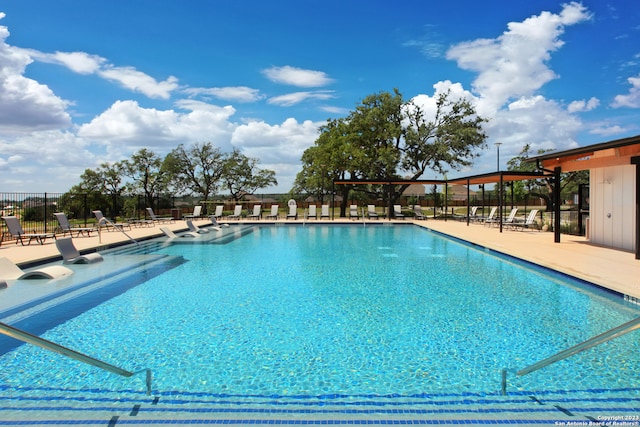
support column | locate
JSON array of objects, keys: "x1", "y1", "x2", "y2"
[
  {"x1": 632, "y1": 157, "x2": 640, "y2": 259},
  {"x1": 554, "y1": 167, "x2": 561, "y2": 243}
]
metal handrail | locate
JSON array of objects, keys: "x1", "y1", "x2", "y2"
[
  {"x1": 517, "y1": 316, "x2": 640, "y2": 377},
  {"x1": 0, "y1": 321, "x2": 152, "y2": 394},
  {"x1": 501, "y1": 316, "x2": 640, "y2": 395},
  {"x1": 98, "y1": 217, "x2": 139, "y2": 245}
]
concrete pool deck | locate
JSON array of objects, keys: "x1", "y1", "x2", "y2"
[{"x1": 1, "y1": 217, "x2": 639, "y2": 300}]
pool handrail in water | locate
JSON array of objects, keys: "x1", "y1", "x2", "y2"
[
  {"x1": 500, "y1": 315, "x2": 640, "y2": 394},
  {"x1": 0, "y1": 321, "x2": 152, "y2": 394}
]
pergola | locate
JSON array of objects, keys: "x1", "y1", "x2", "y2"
[
  {"x1": 333, "y1": 170, "x2": 551, "y2": 232},
  {"x1": 525, "y1": 134, "x2": 640, "y2": 259}
]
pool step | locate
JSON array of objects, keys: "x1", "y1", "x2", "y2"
[{"x1": 0, "y1": 387, "x2": 637, "y2": 425}]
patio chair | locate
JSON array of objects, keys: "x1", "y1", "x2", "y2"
[
  {"x1": 367, "y1": 205, "x2": 379, "y2": 219},
  {"x1": 184, "y1": 205, "x2": 203, "y2": 219},
  {"x1": 1, "y1": 216, "x2": 56, "y2": 245},
  {"x1": 0, "y1": 257, "x2": 73, "y2": 280},
  {"x1": 228, "y1": 205, "x2": 243, "y2": 220},
  {"x1": 413, "y1": 205, "x2": 427, "y2": 220},
  {"x1": 307, "y1": 204, "x2": 317, "y2": 219},
  {"x1": 93, "y1": 210, "x2": 132, "y2": 231},
  {"x1": 510, "y1": 209, "x2": 540, "y2": 231},
  {"x1": 287, "y1": 202, "x2": 298, "y2": 220},
  {"x1": 212, "y1": 205, "x2": 224, "y2": 219},
  {"x1": 349, "y1": 205, "x2": 359, "y2": 219},
  {"x1": 160, "y1": 227, "x2": 200, "y2": 239},
  {"x1": 55, "y1": 237, "x2": 103, "y2": 264},
  {"x1": 266, "y1": 205, "x2": 279, "y2": 220},
  {"x1": 503, "y1": 208, "x2": 519, "y2": 226},
  {"x1": 248, "y1": 205, "x2": 262, "y2": 220},
  {"x1": 186, "y1": 219, "x2": 210, "y2": 233},
  {"x1": 481, "y1": 207, "x2": 499, "y2": 226},
  {"x1": 320, "y1": 204, "x2": 330, "y2": 219},
  {"x1": 145, "y1": 208, "x2": 174, "y2": 224},
  {"x1": 54, "y1": 212, "x2": 95, "y2": 237},
  {"x1": 393, "y1": 205, "x2": 405, "y2": 220},
  {"x1": 208, "y1": 215, "x2": 229, "y2": 229}
]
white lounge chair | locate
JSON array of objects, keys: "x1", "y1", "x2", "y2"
[
  {"x1": 367, "y1": 205, "x2": 379, "y2": 219},
  {"x1": 287, "y1": 203, "x2": 298, "y2": 220},
  {"x1": 2, "y1": 216, "x2": 56, "y2": 245},
  {"x1": 481, "y1": 207, "x2": 498, "y2": 226},
  {"x1": 55, "y1": 237, "x2": 103, "y2": 264},
  {"x1": 349, "y1": 205, "x2": 359, "y2": 219},
  {"x1": 160, "y1": 227, "x2": 200, "y2": 239},
  {"x1": 320, "y1": 204, "x2": 330, "y2": 219},
  {"x1": 184, "y1": 205, "x2": 202, "y2": 219},
  {"x1": 0, "y1": 257, "x2": 73, "y2": 280},
  {"x1": 93, "y1": 210, "x2": 131, "y2": 231},
  {"x1": 307, "y1": 205, "x2": 317, "y2": 219},
  {"x1": 393, "y1": 205, "x2": 405, "y2": 219},
  {"x1": 145, "y1": 208, "x2": 174, "y2": 224},
  {"x1": 248, "y1": 205, "x2": 262, "y2": 220},
  {"x1": 208, "y1": 215, "x2": 229, "y2": 228},
  {"x1": 228, "y1": 205, "x2": 243, "y2": 220},
  {"x1": 54, "y1": 212, "x2": 95, "y2": 237},
  {"x1": 510, "y1": 209, "x2": 540, "y2": 231},
  {"x1": 266, "y1": 205, "x2": 279, "y2": 220},
  {"x1": 413, "y1": 205, "x2": 427, "y2": 220},
  {"x1": 186, "y1": 219, "x2": 211, "y2": 233},
  {"x1": 212, "y1": 205, "x2": 224, "y2": 219}
]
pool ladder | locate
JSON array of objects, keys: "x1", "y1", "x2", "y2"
[
  {"x1": 501, "y1": 315, "x2": 640, "y2": 395},
  {"x1": 0, "y1": 321, "x2": 152, "y2": 394}
]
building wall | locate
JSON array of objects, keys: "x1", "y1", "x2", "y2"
[{"x1": 589, "y1": 165, "x2": 636, "y2": 251}]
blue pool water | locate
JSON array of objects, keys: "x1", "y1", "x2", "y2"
[{"x1": 1, "y1": 224, "x2": 639, "y2": 399}]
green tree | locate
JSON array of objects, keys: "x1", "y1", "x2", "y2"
[
  {"x1": 163, "y1": 142, "x2": 226, "y2": 210},
  {"x1": 65, "y1": 162, "x2": 126, "y2": 218},
  {"x1": 120, "y1": 148, "x2": 169, "y2": 210},
  {"x1": 222, "y1": 149, "x2": 277, "y2": 201},
  {"x1": 294, "y1": 89, "x2": 487, "y2": 216},
  {"x1": 507, "y1": 144, "x2": 589, "y2": 210}
]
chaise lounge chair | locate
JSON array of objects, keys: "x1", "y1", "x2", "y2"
[
  {"x1": 393, "y1": 205, "x2": 405, "y2": 220},
  {"x1": 228, "y1": 205, "x2": 243, "y2": 220},
  {"x1": 481, "y1": 207, "x2": 498, "y2": 226},
  {"x1": 307, "y1": 205, "x2": 317, "y2": 219},
  {"x1": 54, "y1": 212, "x2": 96, "y2": 237},
  {"x1": 287, "y1": 203, "x2": 298, "y2": 220},
  {"x1": 349, "y1": 205, "x2": 359, "y2": 219},
  {"x1": 413, "y1": 205, "x2": 427, "y2": 220},
  {"x1": 510, "y1": 209, "x2": 540, "y2": 231},
  {"x1": 320, "y1": 204, "x2": 330, "y2": 219},
  {"x1": 208, "y1": 215, "x2": 229, "y2": 228},
  {"x1": 55, "y1": 237, "x2": 103, "y2": 264},
  {"x1": 184, "y1": 205, "x2": 203, "y2": 219},
  {"x1": 367, "y1": 205, "x2": 379, "y2": 219},
  {"x1": 93, "y1": 210, "x2": 132, "y2": 231},
  {"x1": 1, "y1": 216, "x2": 56, "y2": 245},
  {"x1": 248, "y1": 205, "x2": 262, "y2": 220},
  {"x1": 145, "y1": 208, "x2": 174, "y2": 224},
  {"x1": 266, "y1": 205, "x2": 279, "y2": 220},
  {"x1": 186, "y1": 219, "x2": 211, "y2": 233},
  {"x1": 160, "y1": 227, "x2": 200, "y2": 239},
  {"x1": 0, "y1": 257, "x2": 73, "y2": 280},
  {"x1": 212, "y1": 205, "x2": 224, "y2": 219}
]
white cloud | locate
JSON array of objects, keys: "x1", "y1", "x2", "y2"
[
  {"x1": 611, "y1": 74, "x2": 640, "y2": 108},
  {"x1": 268, "y1": 91, "x2": 335, "y2": 107},
  {"x1": 98, "y1": 67, "x2": 178, "y2": 99},
  {"x1": 567, "y1": 97, "x2": 600, "y2": 113},
  {"x1": 0, "y1": 20, "x2": 71, "y2": 132},
  {"x1": 77, "y1": 100, "x2": 236, "y2": 152},
  {"x1": 262, "y1": 65, "x2": 334, "y2": 87},
  {"x1": 589, "y1": 124, "x2": 631, "y2": 136},
  {"x1": 446, "y1": 2, "x2": 592, "y2": 113},
  {"x1": 183, "y1": 86, "x2": 264, "y2": 103},
  {"x1": 30, "y1": 50, "x2": 106, "y2": 74}
]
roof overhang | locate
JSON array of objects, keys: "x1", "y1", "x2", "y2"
[
  {"x1": 525, "y1": 134, "x2": 640, "y2": 172},
  {"x1": 334, "y1": 171, "x2": 550, "y2": 188}
]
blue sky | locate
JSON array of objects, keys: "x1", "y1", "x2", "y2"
[{"x1": 1, "y1": 0, "x2": 639, "y2": 193}]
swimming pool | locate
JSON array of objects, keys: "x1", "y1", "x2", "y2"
[{"x1": 0, "y1": 224, "x2": 639, "y2": 411}]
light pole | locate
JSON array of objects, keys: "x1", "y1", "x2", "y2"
[{"x1": 495, "y1": 142, "x2": 502, "y2": 171}]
